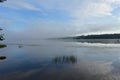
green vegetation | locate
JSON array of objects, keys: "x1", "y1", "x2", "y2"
[
  {"x1": 0, "y1": 28, "x2": 4, "y2": 41},
  {"x1": 0, "y1": 3, "x2": 7, "y2": 61},
  {"x1": 0, "y1": 35, "x2": 4, "y2": 41},
  {"x1": 0, "y1": 29, "x2": 6, "y2": 48},
  {"x1": 53, "y1": 56, "x2": 77, "y2": 64},
  {"x1": 0, "y1": 44, "x2": 6, "y2": 48}
]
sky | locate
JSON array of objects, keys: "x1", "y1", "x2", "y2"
[{"x1": 0, "y1": 0, "x2": 120, "y2": 40}]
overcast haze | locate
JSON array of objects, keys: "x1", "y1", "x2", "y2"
[{"x1": 0, "y1": 0, "x2": 120, "y2": 41}]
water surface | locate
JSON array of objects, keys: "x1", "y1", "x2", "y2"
[{"x1": 0, "y1": 40, "x2": 120, "y2": 80}]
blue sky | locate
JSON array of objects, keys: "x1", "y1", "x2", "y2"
[{"x1": 0, "y1": 0, "x2": 120, "y2": 39}]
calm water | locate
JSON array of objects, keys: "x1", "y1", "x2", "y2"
[{"x1": 1, "y1": 40, "x2": 120, "y2": 80}]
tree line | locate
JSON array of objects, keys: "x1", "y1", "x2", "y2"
[{"x1": 75, "y1": 34, "x2": 120, "y2": 39}]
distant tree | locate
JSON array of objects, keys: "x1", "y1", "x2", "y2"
[
  {"x1": 0, "y1": 28, "x2": 4, "y2": 40},
  {"x1": 0, "y1": 0, "x2": 6, "y2": 3},
  {"x1": 0, "y1": 0, "x2": 7, "y2": 53},
  {"x1": 73, "y1": 34, "x2": 120, "y2": 39},
  {"x1": 0, "y1": 0, "x2": 6, "y2": 40}
]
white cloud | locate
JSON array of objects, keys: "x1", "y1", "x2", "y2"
[
  {"x1": 67, "y1": 0, "x2": 119, "y2": 18},
  {"x1": 73, "y1": 2, "x2": 112, "y2": 18},
  {"x1": 2, "y1": 0, "x2": 120, "y2": 19},
  {"x1": 2, "y1": 0, "x2": 40, "y2": 11},
  {"x1": 1, "y1": 0, "x2": 120, "y2": 37},
  {"x1": 14, "y1": 1, "x2": 39, "y2": 11}
]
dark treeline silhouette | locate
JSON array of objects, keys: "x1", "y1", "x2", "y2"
[
  {"x1": 53, "y1": 56, "x2": 77, "y2": 64},
  {"x1": 62, "y1": 33, "x2": 120, "y2": 39},
  {"x1": 75, "y1": 34, "x2": 120, "y2": 39},
  {"x1": 0, "y1": 0, "x2": 6, "y2": 3}
]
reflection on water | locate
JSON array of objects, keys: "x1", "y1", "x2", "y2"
[
  {"x1": 1, "y1": 40, "x2": 120, "y2": 80},
  {"x1": 0, "y1": 44, "x2": 7, "y2": 60},
  {"x1": 53, "y1": 56, "x2": 77, "y2": 64},
  {"x1": 0, "y1": 56, "x2": 6, "y2": 60},
  {"x1": 66, "y1": 39, "x2": 120, "y2": 44}
]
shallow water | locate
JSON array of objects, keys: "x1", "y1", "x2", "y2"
[{"x1": 1, "y1": 40, "x2": 120, "y2": 80}]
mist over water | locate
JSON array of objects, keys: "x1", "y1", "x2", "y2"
[
  {"x1": 1, "y1": 0, "x2": 120, "y2": 80},
  {"x1": 1, "y1": 39, "x2": 120, "y2": 80}
]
